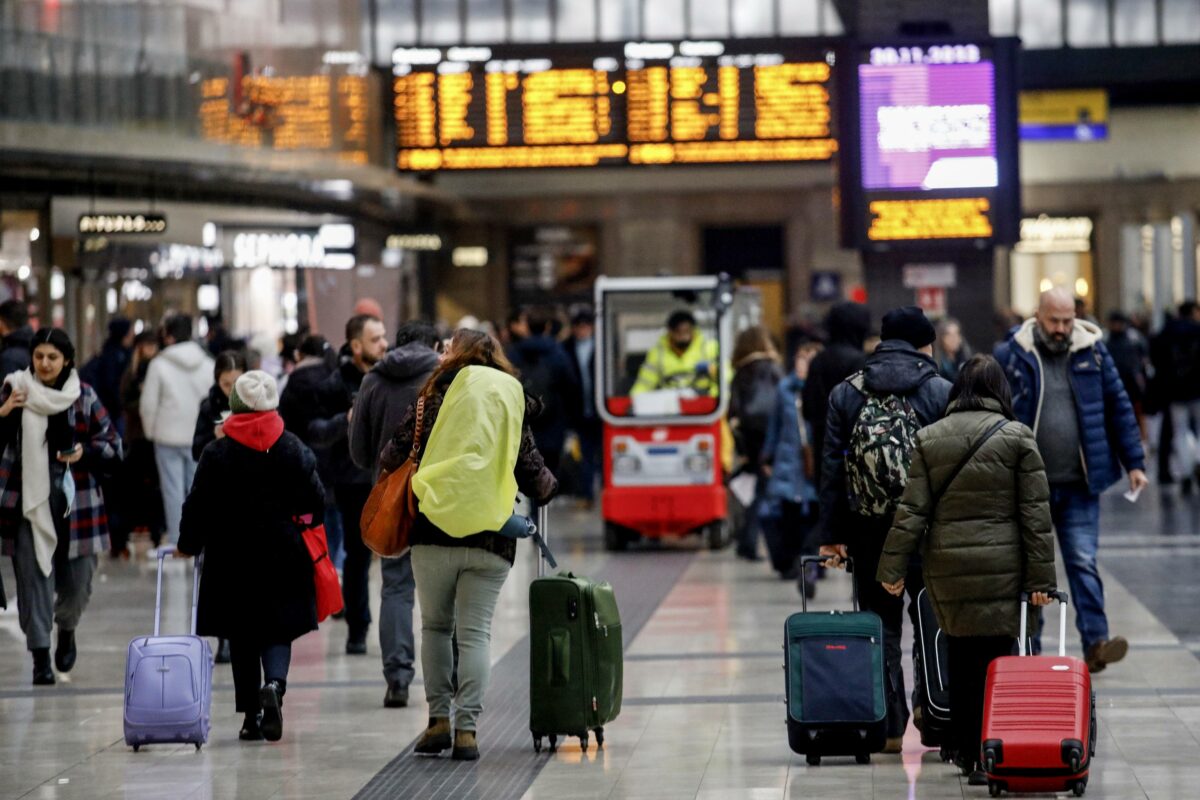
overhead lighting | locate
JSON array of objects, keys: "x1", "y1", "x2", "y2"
[
  {"x1": 318, "y1": 223, "x2": 356, "y2": 250},
  {"x1": 202, "y1": 222, "x2": 217, "y2": 248},
  {"x1": 28, "y1": 228, "x2": 39, "y2": 242},
  {"x1": 17, "y1": 265, "x2": 31, "y2": 281}
]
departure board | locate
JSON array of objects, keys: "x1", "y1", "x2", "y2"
[{"x1": 392, "y1": 40, "x2": 837, "y2": 170}]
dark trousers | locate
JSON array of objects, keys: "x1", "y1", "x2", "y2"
[
  {"x1": 762, "y1": 500, "x2": 818, "y2": 576},
  {"x1": 230, "y1": 640, "x2": 291, "y2": 713},
  {"x1": 848, "y1": 516, "x2": 924, "y2": 738},
  {"x1": 336, "y1": 483, "x2": 373, "y2": 640},
  {"x1": 577, "y1": 421, "x2": 602, "y2": 502},
  {"x1": 946, "y1": 634, "x2": 1013, "y2": 766}
]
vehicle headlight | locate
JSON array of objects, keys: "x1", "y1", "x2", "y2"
[
  {"x1": 614, "y1": 455, "x2": 641, "y2": 473},
  {"x1": 685, "y1": 454, "x2": 711, "y2": 473}
]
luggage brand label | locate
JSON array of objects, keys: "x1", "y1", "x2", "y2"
[{"x1": 824, "y1": 644, "x2": 847, "y2": 650}]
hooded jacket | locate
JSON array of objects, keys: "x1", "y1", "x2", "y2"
[
  {"x1": 139, "y1": 341, "x2": 215, "y2": 448},
  {"x1": 877, "y1": 398, "x2": 1056, "y2": 637},
  {"x1": 0, "y1": 326, "x2": 33, "y2": 378},
  {"x1": 802, "y1": 302, "x2": 870, "y2": 485},
  {"x1": 349, "y1": 343, "x2": 439, "y2": 480},
  {"x1": 307, "y1": 359, "x2": 371, "y2": 487},
  {"x1": 192, "y1": 384, "x2": 230, "y2": 462},
  {"x1": 818, "y1": 339, "x2": 953, "y2": 544},
  {"x1": 994, "y1": 318, "x2": 1144, "y2": 494},
  {"x1": 507, "y1": 335, "x2": 579, "y2": 463},
  {"x1": 178, "y1": 411, "x2": 323, "y2": 642}
]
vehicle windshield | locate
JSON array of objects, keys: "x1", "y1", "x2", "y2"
[{"x1": 601, "y1": 288, "x2": 724, "y2": 418}]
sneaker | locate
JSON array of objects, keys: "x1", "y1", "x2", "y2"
[
  {"x1": 883, "y1": 737, "x2": 903, "y2": 754},
  {"x1": 1086, "y1": 637, "x2": 1129, "y2": 674},
  {"x1": 259, "y1": 681, "x2": 284, "y2": 742},
  {"x1": 55, "y1": 628, "x2": 77, "y2": 673},
  {"x1": 383, "y1": 682, "x2": 409, "y2": 708},
  {"x1": 414, "y1": 717, "x2": 452, "y2": 755},
  {"x1": 452, "y1": 730, "x2": 480, "y2": 761}
]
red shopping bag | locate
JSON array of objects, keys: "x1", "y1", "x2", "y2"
[{"x1": 301, "y1": 524, "x2": 344, "y2": 622}]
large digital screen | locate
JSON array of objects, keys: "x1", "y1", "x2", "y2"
[
  {"x1": 839, "y1": 41, "x2": 1020, "y2": 248},
  {"x1": 392, "y1": 40, "x2": 837, "y2": 171}
]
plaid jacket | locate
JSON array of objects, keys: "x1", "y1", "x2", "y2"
[{"x1": 0, "y1": 381, "x2": 123, "y2": 559}]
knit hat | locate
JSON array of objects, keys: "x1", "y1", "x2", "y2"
[
  {"x1": 229, "y1": 370, "x2": 279, "y2": 413},
  {"x1": 880, "y1": 306, "x2": 936, "y2": 349}
]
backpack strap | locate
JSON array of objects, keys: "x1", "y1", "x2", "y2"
[
  {"x1": 847, "y1": 371, "x2": 866, "y2": 394},
  {"x1": 927, "y1": 418, "x2": 1009, "y2": 518}
]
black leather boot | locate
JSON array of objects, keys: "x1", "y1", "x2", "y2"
[
  {"x1": 32, "y1": 648, "x2": 55, "y2": 685},
  {"x1": 55, "y1": 629, "x2": 77, "y2": 673}
]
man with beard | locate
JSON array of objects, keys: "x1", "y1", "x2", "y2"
[
  {"x1": 309, "y1": 314, "x2": 388, "y2": 655},
  {"x1": 995, "y1": 288, "x2": 1147, "y2": 673}
]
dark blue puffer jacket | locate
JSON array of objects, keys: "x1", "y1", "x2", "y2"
[{"x1": 994, "y1": 319, "x2": 1144, "y2": 494}]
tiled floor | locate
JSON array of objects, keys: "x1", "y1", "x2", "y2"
[{"x1": 2, "y1": 487, "x2": 1199, "y2": 799}]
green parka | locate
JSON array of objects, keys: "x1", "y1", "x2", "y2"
[{"x1": 876, "y1": 398, "x2": 1056, "y2": 637}]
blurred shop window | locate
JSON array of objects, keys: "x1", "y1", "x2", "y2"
[
  {"x1": 1067, "y1": 0, "x2": 1110, "y2": 47},
  {"x1": 645, "y1": 0, "x2": 685, "y2": 40},
  {"x1": 421, "y1": 0, "x2": 461, "y2": 44},
  {"x1": 731, "y1": 0, "x2": 774, "y2": 37},
  {"x1": 1163, "y1": 0, "x2": 1200, "y2": 43},
  {"x1": 555, "y1": 0, "x2": 599, "y2": 41},
  {"x1": 990, "y1": 0, "x2": 1018, "y2": 36},
  {"x1": 1114, "y1": 0, "x2": 1159, "y2": 46},
  {"x1": 1012, "y1": 216, "x2": 1095, "y2": 318},
  {"x1": 466, "y1": 0, "x2": 505, "y2": 41},
  {"x1": 690, "y1": 0, "x2": 730, "y2": 37},
  {"x1": 512, "y1": 0, "x2": 552, "y2": 42},
  {"x1": 1020, "y1": 0, "x2": 1064, "y2": 48}
]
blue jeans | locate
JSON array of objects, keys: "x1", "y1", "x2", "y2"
[
  {"x1": 154, "y1": 443, "x2": 196, "y2": 545},
  {"x1": 323, "y1": 502, "x2": 345, "y2": 571},
  {"x1": 229, "y1": 640, "x2": 291, "y2": 713},
  {"x1": 1041, "y1": 485, "x2": 1107, "y2": 653}
]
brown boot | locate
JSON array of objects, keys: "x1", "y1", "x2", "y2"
[
  {"x1": 452, "y1": 730, "x2": 479, "y2": 761},
  {"x1": 414, "y1": 717, "x2": 451, "y2": 755},
  {"x1": 883, "y1": 736, "x2": 904, "y2": 754},
  {"x1": 1085, "y1": 637, "x2": 1129, "y2": 674}
]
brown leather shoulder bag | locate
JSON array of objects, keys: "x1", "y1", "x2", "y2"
[{"x1": 360, "y1": 397, "x2": 425, "y2": 557}]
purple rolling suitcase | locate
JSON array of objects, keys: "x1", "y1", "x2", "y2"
[{"x1": 123, "y1": 548, "x2": 212, "y2": 751}]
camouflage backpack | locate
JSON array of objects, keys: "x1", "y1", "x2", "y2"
[{"x1": 844, "y1": 372, "x2": 921, "y2": 518}]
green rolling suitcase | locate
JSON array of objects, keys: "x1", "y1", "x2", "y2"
[{"x1": 529, "y1": 506, "x2": 623, "y2": 753}]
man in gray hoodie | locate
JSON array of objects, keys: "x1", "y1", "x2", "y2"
[{"x1": 349, "y1": 320, "x2": 441, "y2": 708}]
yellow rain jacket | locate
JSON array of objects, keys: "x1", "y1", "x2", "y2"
[
  {"x1": 631, "y1": 332, "x2": 720, "y2": 396},
  {"x1": 413, "y1": 366, "x2": 525, "y2": 537}
]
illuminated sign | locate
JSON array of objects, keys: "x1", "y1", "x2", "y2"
[
  {"x1": 1019, "y1": 89, "x2": 1107, "y2": 141},
  {"x1": 1015, "y1": 215, "x2": 1093, "y2": 253},
  {"x1": 392, "y1": 39, "x2": 837, "y2": 170},
  {"x1": 221, "y1": 225, "x2": 356, "y2": 270},
  {"x1": 386, "y1": 233, "x2": 444, "y2": 251},
  {"x1": 451, "y1": 246, "x2": 488, "y2": 267},
  {"x1": 78, "y1": 213, "x2": 167, "y2": 235},
  {"x1": 839, "y1": 39, "x2": 1020, "y2": 248}
]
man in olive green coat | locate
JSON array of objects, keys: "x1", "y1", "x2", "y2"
[{"x1": 877, "y1": 357, "x2": 1056, "y2": 778}]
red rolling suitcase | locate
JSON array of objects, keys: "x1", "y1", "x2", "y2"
[{"x1": 981, "y1": 592, "x2": 1096, "y2": 798}]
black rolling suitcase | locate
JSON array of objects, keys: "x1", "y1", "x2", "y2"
[
  {"x1": 785, "y1": 555, "x2": 887, "y2": 765},
  {"x1": 913, "y1": 587, "x2": 954, "y2": 760}
]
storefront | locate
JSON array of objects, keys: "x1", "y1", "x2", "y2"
[{"x1": 1010, "y1": 214, "x2": 1096, "y2": 316}]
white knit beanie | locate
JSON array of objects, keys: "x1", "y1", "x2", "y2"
[{"x1": 229, "y1": 370, "x2": 279, "y2": 413}]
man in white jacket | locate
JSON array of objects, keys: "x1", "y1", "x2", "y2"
[{"x1": 140, "y1": 315, "x2": 215, "y2": 544}]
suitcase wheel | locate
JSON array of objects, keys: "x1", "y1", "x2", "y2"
[
  {"x1": 194, "y1": 743, "x2": 202, "y2": 752},
  {"x1": 988, "y1": 780, "x2": 1005, "y2": 797},
  {"x1": 855, "y1": 753, "x2": 870, "y2": 765},
  {"x1": 595, "y1": 727, "x2": 605, "y2": 749},
  {"x1": 805, "y1": 754, "x2": 820, "y2": 767},
  {"x1": 939, "y1": 745, "x2": 954, "y2": 763},
  {"x1": 580, "y1": 731, "x2": 589, "y2": 753},
  {"x1": 1072, "y1": 778, "x2": 1087, "y2": 797},
  {"x1": 132, "y1": 744, "x2": 140, "y2": 753},
  {"x1": 548, "y1": 734, "x2": 558, "y2": 753}
]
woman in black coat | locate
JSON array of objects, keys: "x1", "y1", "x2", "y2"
[
  {"x1": 177, "y1": 370, "x2": 324, "y2": 744},
  {"x1": 191, "y1": 350, "x2": 247, "y2": 462}
]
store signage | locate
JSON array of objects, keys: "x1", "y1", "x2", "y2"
[
  {"x1": 386, "y1": 233, "x2": 444, "y2": 251},
  {"x1": 1015, "y1": 215, "x2": 1093, "y2": 253},
  {"x1": 902, "y1": 263, "x2": 957, "y2": 289},
  {"x1": 915, "y1": 286, "x2": 947, "y2": 318},
  {"x1": 1019, "y1": 89, "x2": 1107, "y2": 142},
  {"x1": 233, "y1": 232, "x2": 326, "y2": 268},
  {"x1": 451, "y1": 246, "x2": 488, "y2": 267},
  {"x1": 839, "y1": 39, "x2": 1020, "y2": 249},
  {"x1": 78, "y1": 213, "x2": 167, "y2": 235}
]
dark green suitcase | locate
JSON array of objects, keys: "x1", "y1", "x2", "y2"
[
  {"x1": 785, "y1": 556, "x2": 887, "y2": 765},
  {"x1": 529, "y1": 508, "x2": 623, "y2": 754}
]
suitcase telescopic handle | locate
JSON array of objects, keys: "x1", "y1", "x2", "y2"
[
  {"x1": 1018, "y1": 590, "x2": 1069, "y2": 657},
  {"x1": 535, "y1": 504, "x2": 549, "y2": 579},
  {"x1": 799, "y1": 555, "x2": 857, "y2": 613},
  {"x1": 155, "y1": 547, "x2": 202, "y2": 637}
]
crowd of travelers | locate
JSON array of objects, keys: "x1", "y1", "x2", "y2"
[{"x1": 0, "y1": 285, "x2": 1195, "y2": 773}]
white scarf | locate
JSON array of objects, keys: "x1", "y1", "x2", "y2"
[{"x1": 5, "y1": 368, "x2": 81, "y2": 577}]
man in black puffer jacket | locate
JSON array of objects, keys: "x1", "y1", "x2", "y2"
[
  {"x1": 349, "y1": 321, "x2": 440, "y2": 709},
  {"x1": 817, "y1": 306, "x2": 952, "y2": 753}
]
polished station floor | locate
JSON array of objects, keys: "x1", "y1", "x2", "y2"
[{"x1": 3, "y1": 485, "x2": 1200, "y2": 800}]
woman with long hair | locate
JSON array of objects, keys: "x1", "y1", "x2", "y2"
[
  {"x1": 0, "y1": 328, "x2": 122, "y2": 684},
  {"x1": 729, "y1": 325, "x2": 783, "y2": 561},
  {"x1": 192, "y1": 350, "x2": 248, "y2": 462},
  {"x1": 380, "y1": 328, "x2": 557, "y2": 762},
  {"x1": 876, "y1": 355, "x2": 1056, "y2": 783}
]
